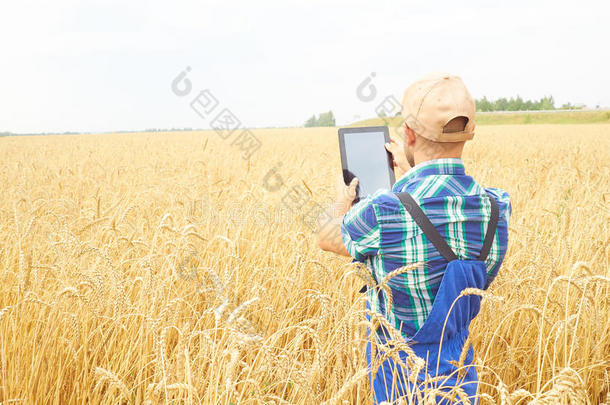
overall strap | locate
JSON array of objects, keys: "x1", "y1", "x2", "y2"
[
  {"x1": 395, "y1": 192, "x2": 499, "y2": 262},
  {"x1": 478, "y1": 192, "x2": 499, "y2": 261},
  {"x1": 396, "y1": 192, "x2": 457, "y2": 262}
]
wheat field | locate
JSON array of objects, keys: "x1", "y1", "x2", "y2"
[{"x1": 0, "y1": 124, "x2": 608, "y2": 404}]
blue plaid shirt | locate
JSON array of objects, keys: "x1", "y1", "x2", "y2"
[{"x1": 341, "y1": 158, "x2": 511, "y2": 338}]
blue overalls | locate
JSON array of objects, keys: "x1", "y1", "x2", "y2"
[{"x1": 366, "y1": 192, "x2": 499, "y2": 404}]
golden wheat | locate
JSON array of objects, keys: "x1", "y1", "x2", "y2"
[{"x1": 0, "y1": 124, "x2": 608, "y2": 404}]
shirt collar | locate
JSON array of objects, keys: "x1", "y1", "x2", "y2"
[{"x1": 392, "y1": 158, "x2": 466, "y2": 192}]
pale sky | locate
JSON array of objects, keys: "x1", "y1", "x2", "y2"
[{"x1": 1, "y1": 0, "x2": 608, "y2": 134}]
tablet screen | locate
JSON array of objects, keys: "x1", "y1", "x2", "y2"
[{"x1": 340, "y1": 127, "x2": 395, "y2": 202}]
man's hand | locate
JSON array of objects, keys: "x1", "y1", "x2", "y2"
[
  {"x1": 335, "y1": 175, "x2": 359, "y2": 216},
  {"x1": 315, "y1": 175, "x2": 359, "y2": 256},
  {"x1": 385, "y1": 135, "x2": 410, "y2": 177}
]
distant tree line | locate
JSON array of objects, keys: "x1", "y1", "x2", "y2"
[
  {"x1": 304, "y1": 111, "x2": 335, "y2": 127},
  {"x1": 144, "y1": 127, "x2": 195, "y2": 132},
  {"x1": 475, "y1": 96, "x2": 584, "y2": 112},
  {"x1": 476, "y1": 96, "x2": 555, "y2": 112},
  {"x1": 0, "y1": 131, "x2": 82, "y2": 136}
]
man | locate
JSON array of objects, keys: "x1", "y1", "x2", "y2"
[{"x1": 316, "y1": 73, "x2": 511, "y2": 404}]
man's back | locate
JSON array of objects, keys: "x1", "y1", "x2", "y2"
[{"x1": 341, "y1": 158, "x2": 511, "y2": 338}]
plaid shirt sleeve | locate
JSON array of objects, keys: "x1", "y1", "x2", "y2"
[
  {"x1": 340, "y1": 195, "x2": 381, "y2": 262},
  {"x1": 483, "y1": 187, "x2": 512, "y2": 288}
]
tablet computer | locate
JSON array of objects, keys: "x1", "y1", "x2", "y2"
[{"x1": 338, "y1": 126, "x2": 396, "y2": 204}]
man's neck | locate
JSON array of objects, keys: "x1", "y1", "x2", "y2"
[
  {"x1": 413, "y1": 153, "x2": 463, "y2": 166},
  {"x1": 413, "y1": 137, "x2": 466, "y2": 166}
]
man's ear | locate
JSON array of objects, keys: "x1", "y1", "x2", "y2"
[{"x1": 405, "y1": 124, "x2": 417, "y2": 146}]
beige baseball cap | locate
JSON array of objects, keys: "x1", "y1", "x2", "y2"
[{"x1": 401, "y1": 73, "x2": 476, "y2": 142}]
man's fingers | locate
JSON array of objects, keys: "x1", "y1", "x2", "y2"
[
  {"x1": 335, "y1": 173, "x2": 359, "y2": 203},
  {"x1": 348, "y1": 178, "x2": 358, "y2": 193},
  {"x1": 346, "y1": 178, "x2": 358, "y2": 199},
  {"x1": 386, "y1": 142, "x2": 398, "y2": 166}
]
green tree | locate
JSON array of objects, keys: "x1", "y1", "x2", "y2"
[
  {"x1": 305, "y1": 111, "x2": 335, "y2": 127},
  {"x1": 317, "y1": 111, "x2": 336, "y2": 126},
  {"x1": 495, "y1": 97, "x2": 509, "y2": 111},
  {"x1": 512, "y1": 96, "x2": 525, "y2": 111},
  {"x1": 304, "y1": 115, "x2": 318, "y2": 127},
  {"x1": 476, "y1": 96, "x2": 493, "y2": 112},
  {"x1": 539, "y1": 96, "x2": 555, "y2": 110}
]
